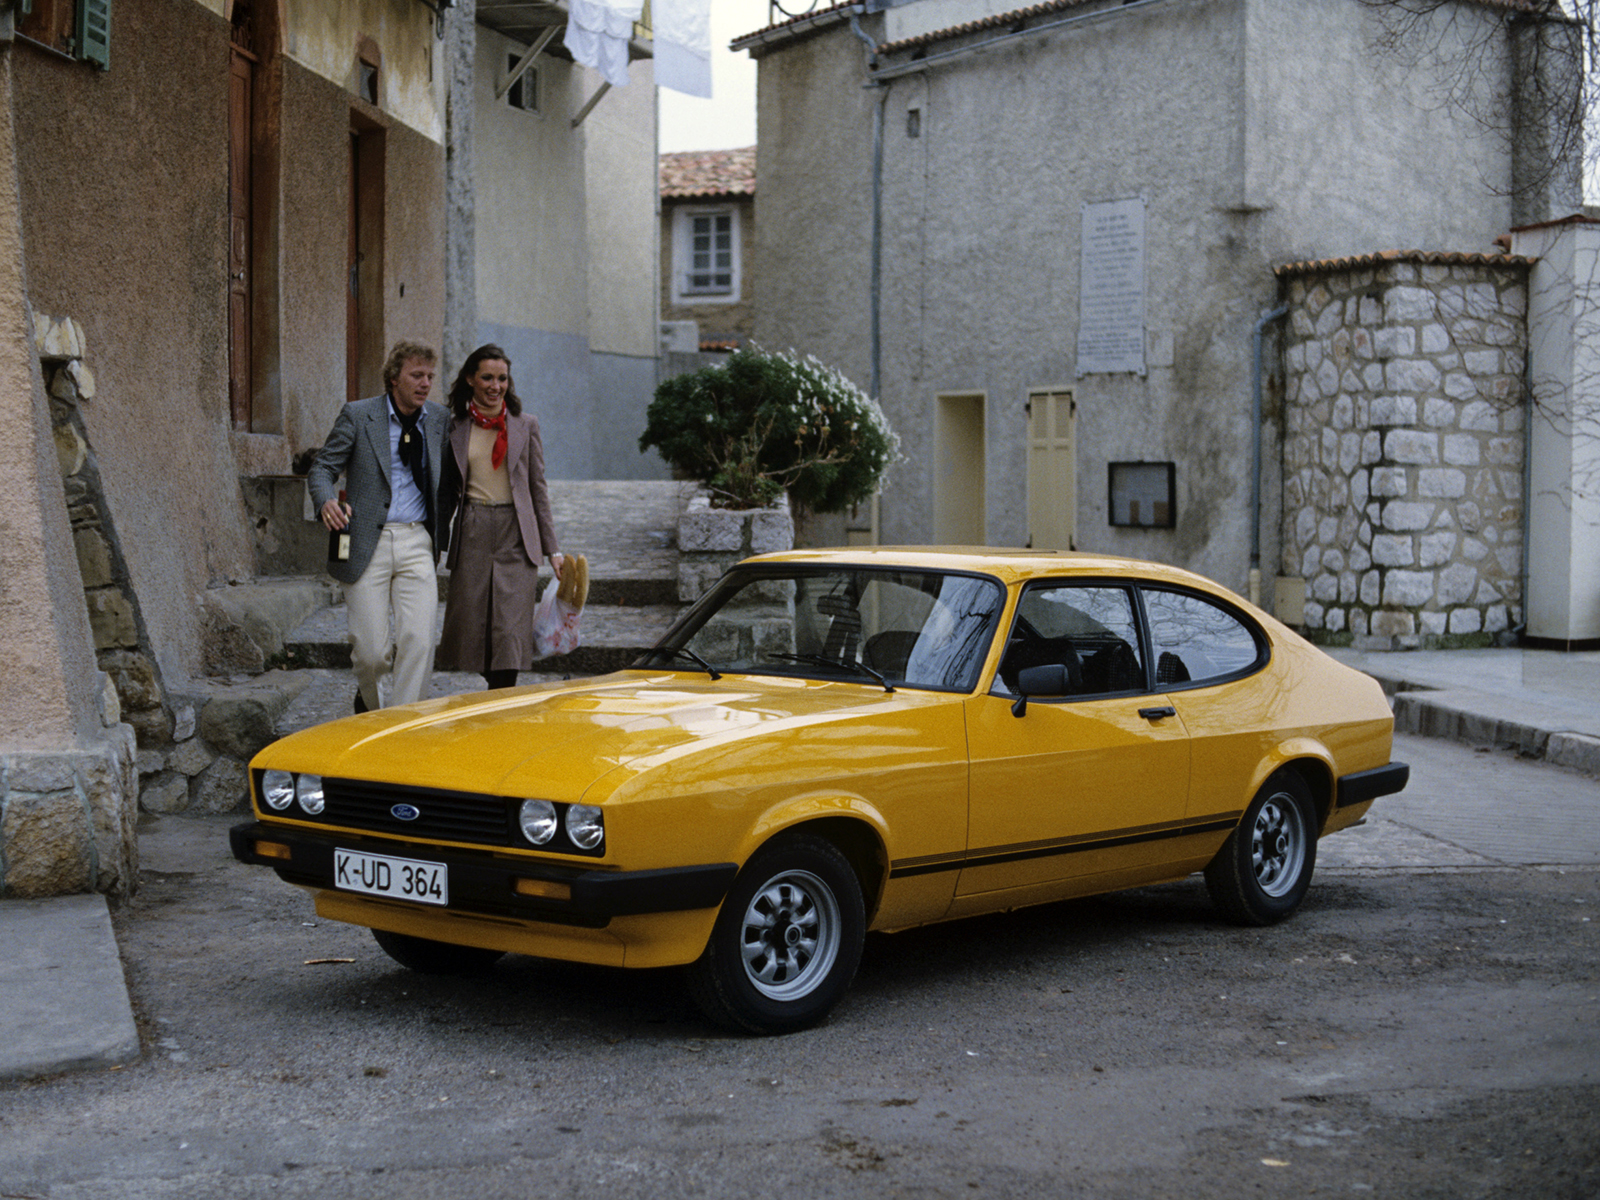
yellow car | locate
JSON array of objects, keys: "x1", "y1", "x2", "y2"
[{"x1": 232, "y1": 549, "x2": 1407, "y2": 1034}]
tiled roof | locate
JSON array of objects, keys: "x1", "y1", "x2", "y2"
[
  {"x1": 1274, "y1": 249, "x2": 1537, "y2": 277},
  {"x1": 660, "y1": 146, "x2": 756, "y2": 199},
  {"x1": 872, "y1": 0, "x2": 1563, "y2": 57},
  {"x1": 732, "y1": 2, "x2": 862, "y2": 49}
]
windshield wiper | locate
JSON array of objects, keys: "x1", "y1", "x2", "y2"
[
  {"x1": 658, "y1": 646, "x2": 722, "y2": 681},
  {"x1": 764, "y1": 652, "x2": 895, "y2": 693}
]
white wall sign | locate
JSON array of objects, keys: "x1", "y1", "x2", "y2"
[{"x1": 1077, "y1": 197, "x2": 1147, "y2": 377}]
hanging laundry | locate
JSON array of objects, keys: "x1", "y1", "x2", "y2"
[
  {"x1": 654, "y1": 0, "x2": 712, "y2": 98},
  {"x1": 565, "y1": 0, "x2": 644, "y2": 88}
]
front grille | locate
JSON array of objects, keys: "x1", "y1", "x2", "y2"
[{"x1": 322, "y1": 778, "x2": 513, "y2": 843}]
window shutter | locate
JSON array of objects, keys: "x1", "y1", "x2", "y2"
[{"x1": 77, "y1": 0, "x2": 110, "y2": 69}]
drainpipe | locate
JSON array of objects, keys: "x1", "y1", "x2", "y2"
[
  {"x1": 848, "y1": 12, "x2": 885, "y2": 400},
  {"x1": 1516, "y1": 312, "x2": 1534, "y2": 639},
  {"x1": 1251, "y1": 304, "x2": 1289, "y2": 607}
]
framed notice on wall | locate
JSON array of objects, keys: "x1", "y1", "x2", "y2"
[
  {"x1": 1077, "y1": 197, "x2": 1147, "y2": 377},
  {"x1": 1108, "y1": 461, "x2": 1175, "y2": 528}
]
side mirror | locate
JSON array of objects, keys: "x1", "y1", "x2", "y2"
[{"x1": 1010, "y1": 663, "x2": 1070, "y2": 717}]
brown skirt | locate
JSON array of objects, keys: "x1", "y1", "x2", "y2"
[{"x1": 435, "y1": 503, "x2": 544, "y2": 673}]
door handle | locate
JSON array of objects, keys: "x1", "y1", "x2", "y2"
[{"x1": 1139, "y1": 706, "x2": 1176, "y2": 721}]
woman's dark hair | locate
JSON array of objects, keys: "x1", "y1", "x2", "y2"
[{"x1": 448, "y1": 343, "x2": 523, "y2": 418}]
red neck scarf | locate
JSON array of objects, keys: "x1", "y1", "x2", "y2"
[{"x1": 467, "y1": 402, "x2": 508, "y2": 470}]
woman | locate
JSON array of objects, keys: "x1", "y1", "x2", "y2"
[{"x1": 436, "y1": 344, "x2": 562, "y2": 690}]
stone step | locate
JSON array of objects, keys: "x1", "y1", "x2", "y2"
[
  {"x1": 434, "y1": 570, "x2": 678, "y2": 608},
  {"x1": 277, "y1": 601, "x2": 681, "y2": 677}
]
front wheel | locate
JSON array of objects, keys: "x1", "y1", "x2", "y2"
[
  {"x1": 372, "y1": 928, "x2": 505, "y2": 975},
  {"x1": 1204, "y1": 770, "x2": 1318, "y2": 926},
  {"x1": 687, "y1": 834, "x2": 866, "y2": 1035}
]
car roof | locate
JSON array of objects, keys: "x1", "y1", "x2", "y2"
[{"x1": 743, "y1": 547, "x2": 1242, "y2": 595}]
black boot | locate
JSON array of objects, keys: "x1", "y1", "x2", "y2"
[
  {"x1": 483, "y1": 669, "x2": 518, "y2": 691},
  {"x1": 354, "y1": 688, "x2": 369, "y2": 714}
]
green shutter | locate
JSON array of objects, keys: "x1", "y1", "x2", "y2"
[{"x1": 77, "y1": 0, "x2": 110, "y2": 70}]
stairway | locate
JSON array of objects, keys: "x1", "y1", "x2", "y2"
[{"x1": 276, "y1": 480, "x2": 696, "y2": 684}]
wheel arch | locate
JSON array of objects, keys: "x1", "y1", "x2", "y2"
[
  {"x1": 1276, "y1": 756, "x2": 1335, "y2": 830},
  {"x1": 747, "y1": 814, "x2": 889, "y2": 925},
  {"x1": 1253, "y1": 743, "x2": 1336, "y2": 830}
]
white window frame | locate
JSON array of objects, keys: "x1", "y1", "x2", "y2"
[{"x1": 672, "y1": 205, "x2": 741, "y2": 304}]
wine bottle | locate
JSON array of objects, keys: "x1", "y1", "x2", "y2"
[{"x1": 328, "y1": 489, "x2": 351, "y2": 562}]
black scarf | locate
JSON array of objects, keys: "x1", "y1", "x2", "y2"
[{"x1": 391, "y1": 397, "x2": 433, "y2": 520}]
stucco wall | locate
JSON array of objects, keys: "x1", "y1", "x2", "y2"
[
  {"x1": 12, "y1": 0, "x2": 447, "y2": 682},
  {"x1": 276, "y1": 62, "x2": 447, "y2": 450},
  {"x1": 13, "y1": 2, "x2": 248, "y2": 685},
  {"x1": 471, "y1": 30, "x2": 663, "y2": 481},
  {"x1": 583, "y1": 56, "x2": 659, "y2": 361},
  {"x1": 751, "y1": 0, "x2": 1540, "y2": 594}
]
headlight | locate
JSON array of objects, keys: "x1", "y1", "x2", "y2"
[
  {"x1": 565, "y1": 804, "x2": 604, "y2": 851},
  {"x1": 519, "y1": 799, "x2": 557, "y2": 844},
  {"x1": 261, "y1": 770, "x2": 295, "y2": 811},
  {"x1": 296, "y1": 773, "x2": 326, "y2": 816}
]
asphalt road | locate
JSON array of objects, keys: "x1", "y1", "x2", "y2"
[{"x1": 1, "y1": 734, "x2": 1596, "y2": 1199}]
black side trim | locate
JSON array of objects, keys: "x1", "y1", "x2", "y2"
[
  {"x1": 1337, "y1": 762, "x2": 1410, "y2": 808},
  {"x1": 887, "y1": 816, "x2": 1239, "y2": 879},
  {"x1": 230, "y1": 822, "x2": 737, "y2": 925}
]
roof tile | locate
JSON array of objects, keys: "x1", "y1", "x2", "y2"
[{"x1": 660, "y1": 145, "x2": 757, "y2": 199}]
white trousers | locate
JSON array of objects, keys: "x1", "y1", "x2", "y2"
[{"x1": 346, "y1": 523, "x2": 437, "y2": 709}]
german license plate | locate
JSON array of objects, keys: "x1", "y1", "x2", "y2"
[{"x1": 334, "y1": 848, "x2": 448, "y2": 906}]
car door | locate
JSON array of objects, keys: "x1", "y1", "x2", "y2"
[
  {"x1": 1138, "y1": 584, "x2": 1272, "y2": 826},
  {"x1": 957, "y1": 581, "x2": 1191, "y2": 908}
]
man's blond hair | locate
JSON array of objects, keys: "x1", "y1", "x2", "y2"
[{"x1": 382, "y1": 341, "x2": 438, "y2": 389}]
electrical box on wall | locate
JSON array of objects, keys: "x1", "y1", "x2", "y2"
[
  {"x1": 1274, "y1": 577, "x2": 1307, "y2": 627},
  {"x1": 1108, "y1": 462, "x2": 1175, "y2": 528}
]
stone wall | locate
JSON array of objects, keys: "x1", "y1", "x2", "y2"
[
  {"x1": 1278, "y1": 253, "x2": 1532, "y2": 649},
  {"x1": 677, "y1": 491, "x2": 796, "y2": 603}
]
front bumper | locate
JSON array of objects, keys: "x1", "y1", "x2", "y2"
[{"x1": 230, "y1": 821, "x2": 738, "y2": 928}]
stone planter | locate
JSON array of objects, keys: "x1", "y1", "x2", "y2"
[{"x1": 677, "y1": 490, "x2": 794, "y2": 603}]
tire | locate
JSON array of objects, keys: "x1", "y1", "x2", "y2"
[
  {"x1": 372, "y1": 928, "x2": 506, "y2": 975},
  {"x1": 687, "y1": 834, "x2": 866, "y2": 1035},
  {"x1": 1204, "y1": 769, "x2": 1318, "y2": 926}
]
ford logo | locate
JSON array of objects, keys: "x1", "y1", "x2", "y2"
[{"x1": 390, "y1": 804, "x2": 420, "y2": 821}]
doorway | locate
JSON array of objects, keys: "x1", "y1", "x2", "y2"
[{"x1": 934, "y1": 392, "x2": 986, "y2": 545}]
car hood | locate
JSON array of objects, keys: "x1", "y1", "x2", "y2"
[{"x1": 255, "y1": 671, "x2": 914, "y2": 802}]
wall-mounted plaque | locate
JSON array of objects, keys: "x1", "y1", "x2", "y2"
[{"x1": 1077, "y1": 197, "x2": 1147, "y2": 377}]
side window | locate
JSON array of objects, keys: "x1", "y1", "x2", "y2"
[
  {"x1": 1141, "y1": 588, "x2": 1264, "y2": 686},
  {"x1": 995, "y1": 584, "x2": 1147, "y2": 698}
]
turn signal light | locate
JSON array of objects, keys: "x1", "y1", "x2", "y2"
[
  {"x1": 514, "y1": 877, "x2": 571, "y2": 901},
  {"x1": 254, "y1": 840, "x2": 292, "y2": 861}
]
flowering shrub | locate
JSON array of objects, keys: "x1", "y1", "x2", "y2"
[{"x1": 640, "y1": 347, "x2": 899, "y2": 512}]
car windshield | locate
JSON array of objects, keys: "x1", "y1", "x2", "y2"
[{"x1": 640, "y1": 566, "x2": 1007, "y2": 693}]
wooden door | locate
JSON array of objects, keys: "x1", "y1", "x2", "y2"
[{"x1": 1026, "y1": 389, "x2": 1076, "y2": 550}]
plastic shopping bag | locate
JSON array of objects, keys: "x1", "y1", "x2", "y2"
[{"x1": 532, "y1": 553, "x2": 588, "y2": 659}]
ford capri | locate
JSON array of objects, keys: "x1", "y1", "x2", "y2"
[{"x1": 231, "y1": 549, "x2": 1408, "y2": 1034}]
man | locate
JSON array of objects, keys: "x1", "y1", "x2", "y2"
[{"x1": 308, "y1": 342, "x2": 447, "y2": 712}]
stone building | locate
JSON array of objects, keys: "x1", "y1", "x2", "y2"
[
  {"x1": 0, "y1": 0, "x2": 664, "y2": 897},
  {"x1": 734, "y1": 0, "x2": 1594, "y2": 646},
  {"x1": 659, "y1": 145, "x2": 758, "y2": 352}
]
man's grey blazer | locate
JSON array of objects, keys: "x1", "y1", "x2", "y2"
[{"x1": 307, "y1": 394, "x2": 448, "y2": 586}]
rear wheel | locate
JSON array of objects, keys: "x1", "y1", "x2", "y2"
[
  {"x1": 371, "y1": 928, "x2": 505, "y2": 975},
  {"x1": 687, "y1": 834, "x2": 865, "y2": 1035},
  {"x1": 1204, "y1": 769, "x2": 1318, "y2": 926}
]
